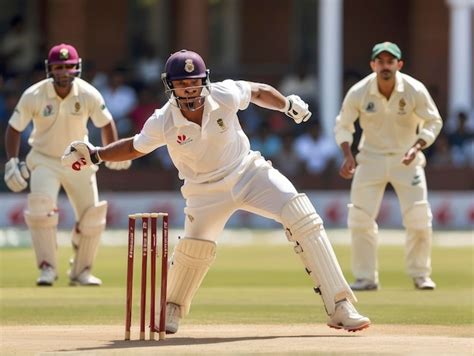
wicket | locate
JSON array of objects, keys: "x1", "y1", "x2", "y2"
[{"x1": 125, "y1": 212, "x2": 169, "y2": 341}]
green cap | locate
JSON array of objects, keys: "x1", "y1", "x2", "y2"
[{"x1": 371, "y1": 42, "x2": 402, "y2": 60}]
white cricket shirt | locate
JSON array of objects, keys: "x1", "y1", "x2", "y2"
[
  {"x1": 9, "y1": 77, "x2": 113, "y2": 158},
  {"x1": 133, "y1": 80, "x2": 253, "y2": 183},
  {"x1": 334, "y1": 72, "x2": 442, "y2": 154}
]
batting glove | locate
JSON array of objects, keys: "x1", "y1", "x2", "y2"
[
  {"x1": 4, "y1": 157, "x2": 29, "y2": 192},
  {"x1": 105, "y1": 160, "x2": 132, "y2": 170},
  {"x1": 61, "y1": 141, "x2": 102, "y2": 171},
  {"x1": 282, "y1": 94, "x2": 312, "y2": 124}
]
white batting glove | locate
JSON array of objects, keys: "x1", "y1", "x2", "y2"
[
  {"x1": 61, "y1": 141, "x2": 102, "y2": 171},
  {"x1": 105, "y1": 160, "x2": 132, "y2": 170},
  {"x1": 4, "y1": 157, "x2": 30, "y2": 192},
  {"x1": 281, "y1": 94, "x2": 312, "y2": 124}
]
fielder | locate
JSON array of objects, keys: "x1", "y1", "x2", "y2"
[
  {"x1": 335, "y1": 42, "x2": 442, "y2": 291},
  {"x1": 4, "y1": 43, "x2": 131, "y2": 286},
  {"x1": 62, "y1": 49, "x2": 370, "y2": 332}
]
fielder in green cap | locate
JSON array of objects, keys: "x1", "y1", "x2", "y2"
[
  {"x1": 334, "y1": 41, "x2": 443, "y2": 292},
  {"x1": 371, "y1": 41, "x2": 402, "y2": 60}
]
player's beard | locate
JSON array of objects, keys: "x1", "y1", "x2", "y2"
[
  {"x1": 54, "y1": 74, "x2": 74, "y2": 88},
  {"x1": 380, "y1": 69, "x2": 394, "y2": 81}
]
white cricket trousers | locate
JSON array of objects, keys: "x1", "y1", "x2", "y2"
[
  {"x1": 180, "y1": 153, "x2": 298, "y2": 241},
  {"x1": 26, "y1": 149, "x2": 99, "y2": 220},
  {"x1": 349, "y1": 150, "x2": 433, "y2": 281}
]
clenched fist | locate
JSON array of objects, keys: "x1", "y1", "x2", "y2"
[
  {"x1": 282, "y1": 95, "x2": 312, "y2": 124},
  {"x1": 61, "y1": 141, "x2": 101, "y2": 171}
]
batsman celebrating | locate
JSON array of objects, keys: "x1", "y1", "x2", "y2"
[
  {"x1": 334, "y1": 42, "x2": 442, "y2": 291},
  {"x1": 62, "y1": 49, "x2": 370, "y2": 332},
  {"x1": 4, "y1": 43, "x2": 131, "y2": 286}
]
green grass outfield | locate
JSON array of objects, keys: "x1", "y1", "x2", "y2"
[{"x1": 0, "y1": 230, "x2": 472, "y2": 328}]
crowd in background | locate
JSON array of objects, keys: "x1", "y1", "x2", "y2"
[{"x1": 1, "y1": 16, "x2": 473, "y2": 191}]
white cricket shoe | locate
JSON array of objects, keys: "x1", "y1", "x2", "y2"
[
  {"x1": 69, "y1": 270, "x2": 102, "y2": 286},
  {"x1": 162, "y1": 303, "x2": 181, "y2": 334},
  {"x1": 413, "y1": 276, "x2": 436, "y2": 290},
  {"x1": 350, "y1": 278, "x2": 379, "y2": 291},
  {"x1": 36, "y1": 266, "x2": 57, "y2": 286},
  {"x1": 327, "y1": 300, "x2": 371, "y2": 332}
]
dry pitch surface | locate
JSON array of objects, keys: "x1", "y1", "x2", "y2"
[{"x1": 1, "y1": 324, "x2": 473, "y2": 355}]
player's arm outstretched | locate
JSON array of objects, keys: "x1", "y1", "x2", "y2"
[
  {"x1": 61, "y1": 137, "x2": 145, "y2": 171},
  {"x1": 248, "y1": 82, "x2": 312, "y2": 123}
]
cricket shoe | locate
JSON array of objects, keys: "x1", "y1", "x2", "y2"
[
  {"x1": 413, "y1": 276, "x2": 436, "y2": 290},
  {"x1": 69, "y1": 270, "x2": 102, "y2": 286},
  {"x1": 159, "y1": 302, "x2": 181, "y2": 334},
  {"x1": 36, "y1": 265, "x2": 57, "y2": 286},
  {"x1": 327, "y1": 299, "x2": 371, "y2": 332},
  {"x1": 350, "y1": 278, "x2": 379, "y2": 291}
]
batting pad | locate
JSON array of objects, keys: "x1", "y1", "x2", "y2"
[
  {"x1": 24, "y1": 193, "x2": 59, "y2": 269},
  {"x1": 166, "y1": 238, "x2": 217, "y2": 318},
  {"x1": 70, "y1": 201, "x2": 107, "y2": 278},
  {"x1": 281, "y1": 194, "x2": 356, "y2": 315}
]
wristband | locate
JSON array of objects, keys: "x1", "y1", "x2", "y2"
[{"x1": 90, "y1": 149, "x2": 103, "y2": 164}]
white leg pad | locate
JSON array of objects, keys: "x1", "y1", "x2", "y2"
[
  {"x1": 24, "y1": 193, "x2": 58, "y2": 269},
  {"x1": 281, "y1": 194, "x2": 356, "y2": 315},
  {"x1": 166, "y1": 238, "x2": 217, "y2": 318},
  {"x1": 70, "y1": 201, "x2": 107, "y2": 278}
]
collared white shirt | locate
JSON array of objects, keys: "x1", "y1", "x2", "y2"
[
  {"x1": 334, "y1": 71, "x2": 442, "y2": 154},
  {"x1": 134, "y1": 80, "x2": 252, "y2": 183},
  {"x1": 9, "y1": 77, "x2": 113, "y2": 157}
]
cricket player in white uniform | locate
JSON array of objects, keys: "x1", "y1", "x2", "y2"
[
  {"x1": 334, "y1": 42, "x2": 442, "y2": 291},
  {"x1": 4, "y1": 43, "x2": 131, "y2": 286},
  {"x1": 62, "y1": 49, "x2": 370, "y2": 332}
]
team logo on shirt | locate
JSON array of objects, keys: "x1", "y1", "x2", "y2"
[
  {"x1": 365, "y1": 102, "x2": 375, "y2": 113},
  {"x1": 184, "y1": 59, "x2": 195, "y2": 73},
  {"x1": 398, "y1": 98, "x2": 406, "y2": 115},
  {"x1": 176, "y1": 134, "x2": 192, "y2": 145},
  {"x1": 74, "y1": 102, "x2": 81, "y2": 112},
  {"x1": 43, "y1": 104, "x2": 53, "y2": 117},
  {"x1": 217, "y1": 118, "x2": 227, "y2": 132}
]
